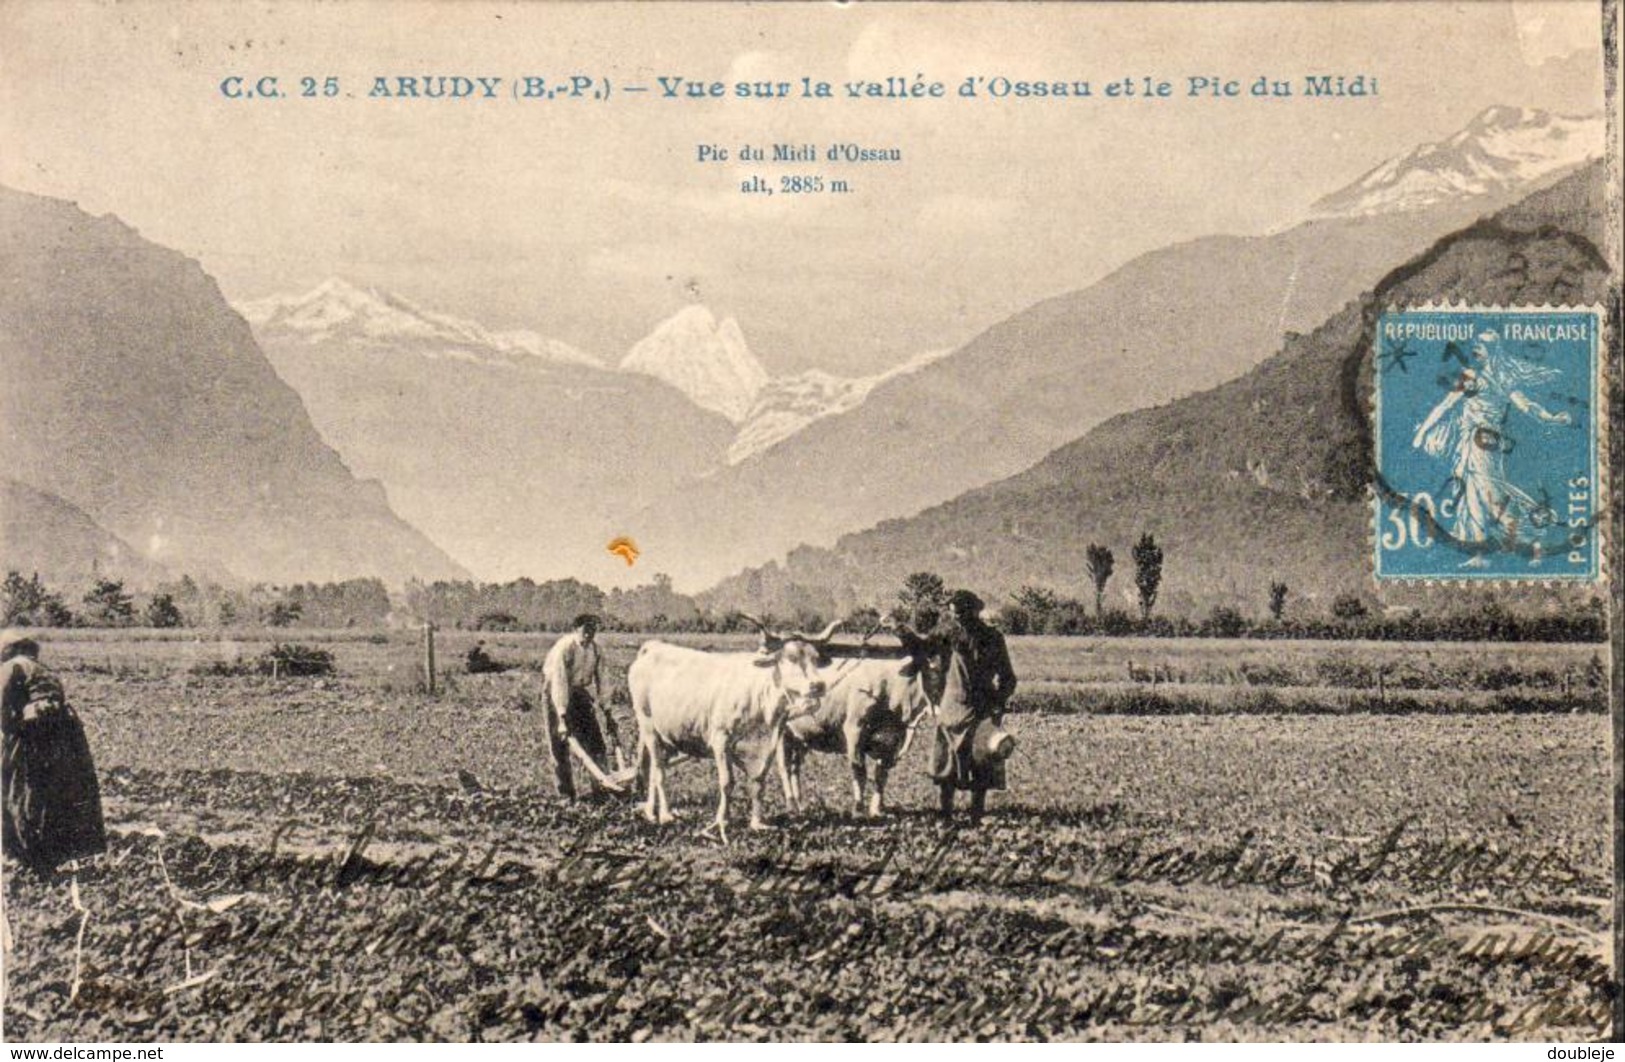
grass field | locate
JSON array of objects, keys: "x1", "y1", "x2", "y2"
[
  {"x1": 33, "y1": 628, "x2": 1609, "y2": 710},
  {"x1": 1, "y1": 630, "x2": 1614, "y2": 1040}
]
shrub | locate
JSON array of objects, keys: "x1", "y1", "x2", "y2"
[
  {"x1": 1204, "y1": 605, "x2": 1247, "y2": 638},
  {"x1": 1044, "y1": 600, "x2": 1093, "y2": 636},
  {"x1": 2, "y1": 571, "x2": 74, "y2": 627},
  {"x1": 258, "y1": 643, "x2": 335, "y2": 677},
  {"x1": 144, "y1": 593, "x2": 184, "y2": 629},
  {"x1": 897, "y1": 572, "x2": 947, "y2": 628},
  {"x1": 1330, "y1": 594, "x2": 1369, "y2": 621},
  {"x1": 998, "y1": 605, "x2": 1032, "y2": 636},
  {"x1": 843, "y1": 606, "x2": 882, "y2": 633},
  {"x1": 190, "y1": 658, "x2": 256, "y2": 678},
  {"x1": 264, "y1": 601, "x2": 303, "y2": 628},
  {"x1": 81, "y1": 578, "x2": 136, "y2": 627},
  {"x1": 1099, "y1": 608, "x2": 1137, "y2": 637}
]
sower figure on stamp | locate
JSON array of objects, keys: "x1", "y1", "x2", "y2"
[
  {"x1": 892, "y1": 590, "x2": 1017, "y2": 825},
  {"x1": 540, "y1": 613, "x2": 625, "y2": 800},
  {"x1": 1411, "y1": 328, "x2": 1571, "y2": 567}
]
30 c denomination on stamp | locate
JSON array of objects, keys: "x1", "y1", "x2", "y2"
[{"x1": 1374, "y1": 307, "x2": 1602, "y2": 582}]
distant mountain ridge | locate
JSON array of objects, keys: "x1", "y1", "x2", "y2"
[
  {"x1": 240, "y1": 277, "x2": 604, "y2": 370},
  {"x1": 0, "y1": 186, "x2": 469, "y2": 586},
  {"x1": 701, "y1": 163, "x2": 1612, "y2": 617},
  {"x1": 254, "y1": 310, "x2": 734, "y2": 584},
  {"x1": 244, "y1": 283, "x2": 941, "y2": 466},
  {"x1": 244, "y1": 286, "x2": 949, "y2": 579},
  {"x1": 729, "y1": 349, "x2": 951, "y2": 465},
  {"x1": 631, "y1": 202, "x2": 1525, "y2": 590},
  {"x1": 1312, "y1": 106, "x2": 1602, "y2": 217}
]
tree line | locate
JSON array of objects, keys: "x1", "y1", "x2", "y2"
[
  {"x1": 1, "y1": 569, "x2": 725, "y2": 634},
  {"x1": 4, "y1": 539, "x2": 1606, "y2": 643},
  {"x1": 1, "y1": 572, "x2": 391, "y2": 630}
]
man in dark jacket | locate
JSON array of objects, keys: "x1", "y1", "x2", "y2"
[{"x1": 908, "y1": 590, "x2": 1017, "y2": 824}]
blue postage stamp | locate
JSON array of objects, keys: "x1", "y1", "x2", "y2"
[{"x1": 1374, "y1": 307, "x2": 1601, "y2": 581}]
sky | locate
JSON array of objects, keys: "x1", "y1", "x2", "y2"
[{"x1": 0, "y1": 0, "x2": 1607, "y2": 377}]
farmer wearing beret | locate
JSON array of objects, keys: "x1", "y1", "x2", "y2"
[
  {"x1": 890, "y1": 590, "x2": 1017, "y2": 825},
  {"x1": 929, "y1": 590, "x2": 1017, "y2": 823}
]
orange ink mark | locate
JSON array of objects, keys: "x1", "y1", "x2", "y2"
[{"x1": 607, "y1": 536, "x2": 640, "y2": 567}]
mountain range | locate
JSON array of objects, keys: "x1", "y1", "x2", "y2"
[
  {"x1": 243, "y1": 106, "x2": 1604, "y2": 591},
  {"x1": 633, "y1": 126, "x2": 1612, "y2": 587},
  {"x1": 243, "y1": 283, "x2": 952, "y2": 581},
  {"x1": 1, "y1": 106, "x2": 1602, "y2": 600},
  {"x1": 247, "y1": 286, "x2": 734, "y2": 585},
  {"x1": 701, "y1": 161, "x2": 1613, "y2": 617},
  {"x1": 623, "y1": 107, "x2": 1606, "y2": 591},
  {"x1": 241, "y1": 277, "x2": 605, "y2": 371},
  {"x1": 1312, "y1": 106, "x2": 1601, "y2": 217},
  {"x1": 0, "y1": 186, "x2": 468, "y2": 588}
]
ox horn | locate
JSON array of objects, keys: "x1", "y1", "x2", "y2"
[
  {"x1": 737, "y1": 612, "x2": 783, "y2": 652},
  {"x1": 893, "y1": 625, "x2": 927, "y2": 653},
  {"x1": 789, "y1": 620, "x2": 841, "y2": 645}
]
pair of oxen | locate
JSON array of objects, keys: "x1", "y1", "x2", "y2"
[{"x1": 627, "y1": 618, "x2": 935, "y2": 843}]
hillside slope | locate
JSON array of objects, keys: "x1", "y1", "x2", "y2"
[
  {"x1": 0, "y1": 479, "x2": 171, "y2": 589},
  {"x1": 0, "y1": 187, "x2": 468, "y2": 586},
  {"x1": 703, "y1": 163, "x2": 1612, "y2": 617},
  {"x1": 263, "y1": 334, "x2": 735, "y2": 584},
  {"x1": 634, "y1": 194, "x2": 1540, "y2": 590}
]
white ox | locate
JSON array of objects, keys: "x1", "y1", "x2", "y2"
[
  {"x1": 776, "y1": 643, "x2": 935, "y2": 818},
  {"x1": 628, "y1": 621, "x2": 835, "y2": 842}
]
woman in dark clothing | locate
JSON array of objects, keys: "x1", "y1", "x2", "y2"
[{"x1": 1, "y1": 633, "x2": 106, "y2": 876}]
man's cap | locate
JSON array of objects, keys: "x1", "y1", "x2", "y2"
[
  {"x1": 948, "y1": 589, "x2": 984, "y2": 614},
  {"x1": 0, "y1": 630, "x2": 40, "y2": 661}
]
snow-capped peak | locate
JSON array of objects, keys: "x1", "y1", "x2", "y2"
[
  {"x1": 241, "y1": 277, "x2": 446, "y2": 336},
  {"x1": 619, "y1": 305, "x2": 769, "y2": 423},
  {"x1": 237, "y1": 278, "x2": 604, "y2": 369},
  {"x1": 241, "y1": 282, "x2": 950, "y2": 458},
  {"x1": 726, "y1": 347, "x2": 952, "y2": 465},
  {"x1": 1312, "y1": 106, "x2": 1602, "y2": 218}
]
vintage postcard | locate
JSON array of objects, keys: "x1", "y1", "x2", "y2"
[{"x1": 0, "y1": 0, "x2": 1619, "y2": 1046}]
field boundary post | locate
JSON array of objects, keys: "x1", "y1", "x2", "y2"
[{"x1": 423, "y1": 622, "x2": 437, "y2": 695}]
